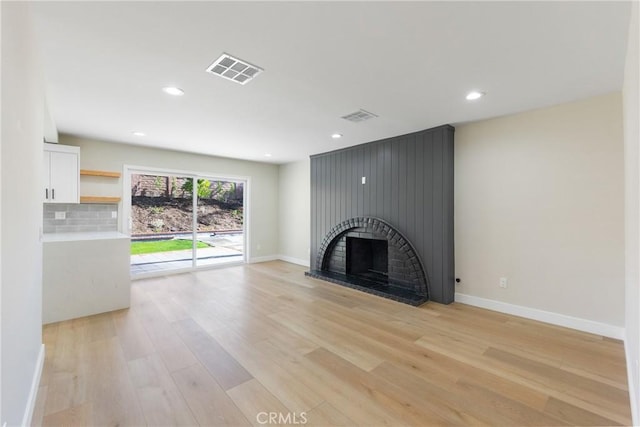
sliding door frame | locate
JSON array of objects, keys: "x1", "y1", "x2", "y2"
[{"x1": 122, "y1": 164, "x2": 250, "y2": 277}]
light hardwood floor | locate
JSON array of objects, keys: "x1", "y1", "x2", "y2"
[{"x1": 33, "y1": 261, "x2": 631, "y2": 426}]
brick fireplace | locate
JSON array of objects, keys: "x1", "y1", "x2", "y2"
[
  {"x1": 307, "y1": 124, "x2": 455, "y2": 305},
  {"x1": 306, "y1": 217, "x2": 429, "y2": 305}
]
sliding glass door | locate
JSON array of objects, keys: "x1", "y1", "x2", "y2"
[
  {"x1": 127, "y1": 169, "x2": 245, "y2": 276},
  {"x1": 194, "y1": 179, "x2": 244, "y2": 267}
]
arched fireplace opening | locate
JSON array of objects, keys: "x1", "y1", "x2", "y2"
[{"x1": 306, "y1": 217, "x2": 429, "y2": 305}]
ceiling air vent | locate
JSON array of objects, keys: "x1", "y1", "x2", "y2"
[
  {"x1": 341, "y1": 109, "x2": 378, "y2": 123},
  {"x1": 206, "y1": 53, "x2": 263, "y2": 85}
]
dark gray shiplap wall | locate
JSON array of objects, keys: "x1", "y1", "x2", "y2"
[{"x1": 310, "y1": 125, "x2": 455, "y2": 303}]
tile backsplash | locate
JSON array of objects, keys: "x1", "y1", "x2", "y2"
[{"x1": 43, "y1": 203, "x2": 118, "y2": 233}]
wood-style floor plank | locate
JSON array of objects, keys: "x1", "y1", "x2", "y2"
[
  {"x1": 483, "y1": 347, "x2": 630, "y2": 418},
  {"x1": 34, "y1": 261, "x2": 632, "y2": 426},
  {"x1": 112, "y1": 308, "x2": 155, "y2": 361},
  {"x1": 41, "y1": 402, "x2": 92, "y2": 427},
  {"x1": 173, "y1": 318, "x2": 254, "y2": 390},
  {"x1": 172, "y1": 363, "x2": 251, "y2": 426},
  {"x1": 226, "y1": 379, "x2": 291, "y2": 427},
  {"x1": 210, "y1": 327, "x2": 325, "y2": 413},
  {"x1": 127, "y1": 353, "x2": 198, "y2": 426},
  {"x1": 304, "y1": 401, "x2": 355, "y2": 427},
  {"x1": 544, "y1": 396, "x2": 623, "y2": 426},
  {"x1": 77, "y1": 336, "x2": 146, "y2": 426},
  {"x1": 133, "y1": 299, "x2": 200, "y2": 373}
]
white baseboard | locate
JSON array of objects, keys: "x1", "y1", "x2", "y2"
[
  {"x1": 625, "y1": 340, "x2": 639, "y2": 426},
  {"x1": 249, "y1": 255, "x2": 279, "y2": 264},
  {"x1": 22, "y1": 343, "x2": 45, "y2": 427},
  {"x1": 250, "y1": 255, "x2": 310, "y2": 267},
  {"x1": 277, "y1": 255, "x2": 310, "y2": 267},
  {"x1": 455, "y1": 293, "x2": 625, "y2": 339}
]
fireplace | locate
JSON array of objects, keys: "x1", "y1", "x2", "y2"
[
  {"x1": 308, "y1": 124, "x2": 454, "y2": 304},
  {"x1": 346, "y1": 237, "x2": 388, "y2": 281},
  {"x1": 306, "y1": 217, "x2": 429, "y2": 305}
]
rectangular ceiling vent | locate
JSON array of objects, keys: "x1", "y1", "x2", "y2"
[
  {"x1": 206, "y1": 53, "x2": 263, "y2": 85},
  {"x1": 341, "y1": 109, "x2": 378, "y2": 123}
]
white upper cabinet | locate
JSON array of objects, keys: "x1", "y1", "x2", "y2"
[{"x1": 43, "y1": 144, "x2": 80, "y2": 203}]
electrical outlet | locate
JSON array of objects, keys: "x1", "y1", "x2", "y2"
[
  {"x1": 111, "y1": 211, "x2": 117, "y2": 219},
  {"x1": 54, "y1": 211, "x2": 66, "y2": 220},
  {"x1": 499, "y1": 277, "x2": 508, "y2": 288},
  {"x1": 361, "y1": 176, "x2": 366, "y2": 184}
]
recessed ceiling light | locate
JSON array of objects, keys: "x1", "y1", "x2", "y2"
[
  {"x1": 162, "y1": 86, "x2": 184, "y2": 96},
  {"x1": 132, "y1": 131, "x2": 145, "y2": 137},
  {"x1": 331, "y1": 133, "x2": 343, "y2": 139},
  {"x1": 264, "y1": 153, "x2": 272, "y2": 157},
  {"x1": 466, "y1": 91, "x2": 485, "y2": 101}
]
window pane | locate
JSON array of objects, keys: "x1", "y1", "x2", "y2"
[
  {"x1": 195, "y1": 179, "x2": 244, "y2": 267},
  {"x1": 130, "y1": 174, "x2": 194, "y2": 275}
]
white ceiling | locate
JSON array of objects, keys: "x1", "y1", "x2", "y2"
[{"x1": 31, "y1": 1, "x2": 631, "y2": 164}]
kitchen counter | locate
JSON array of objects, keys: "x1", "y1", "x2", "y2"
[
  {"x1": 42, "y1": 232, "x2": 130, "y2": 324},
  {"x1": 42, "y1": 231, "x2": 129, "y2": 242}
]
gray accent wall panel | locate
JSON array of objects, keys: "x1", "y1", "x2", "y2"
[{"x1": 309, "y1": 125, "x2": 455, "y2": 304}]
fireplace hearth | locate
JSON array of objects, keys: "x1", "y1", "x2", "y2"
[{"x1": 305, "y1": 217, "x2": 429, "y2": 306}]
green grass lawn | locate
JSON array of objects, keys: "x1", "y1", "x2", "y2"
[{"x1": 131, "y1": 239, "x2": 209, "y2": 255}]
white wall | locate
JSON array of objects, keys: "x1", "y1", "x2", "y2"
[
  {"x1": 623, "y1": 1, "x2": 640, "y2": 424},
  {"x1": 455, "y1": 93, "x2": 625, "y2": 330},
  {"x1": 60, "y1": 135, "x2": 280, "y2": 260},
  {"x1": 278, "y1": 159, "x2": 310, "y2": 266},
  {"x1": 1, "y1": 2, "x2": 45, "y2": 425},
  {"x1": 1, "y1": 2, "x2": 4, "y2": 421}
]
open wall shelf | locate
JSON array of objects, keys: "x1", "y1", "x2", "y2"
[
  {"x1": 80, "y1": 169, "x2": 121, "y2": 203},
  {"x1": 80, "y1": 169, "x2": 121, "y2": 178},
  {"x1": 80, "y1": 196, "x2": 121, "y2": 204}
]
